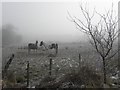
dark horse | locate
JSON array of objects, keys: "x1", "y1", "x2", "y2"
[
  {"x1": 40, "y1": 41, "x2": 58, "y2": 54},
  {"x1": 28, "y1": 40, "x2": 38, "y2": 53}
]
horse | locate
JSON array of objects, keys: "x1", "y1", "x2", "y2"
[
  {"x1": 40, "y1": 41, "x2": 58, "y2": 54},
  {"x1": 28, "y1": 40, "x2": 38, "y2": 53}
]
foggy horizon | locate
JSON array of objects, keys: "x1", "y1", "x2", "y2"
[{"x1": 2, "y1": 1, "x2": 119, "y2": 43}]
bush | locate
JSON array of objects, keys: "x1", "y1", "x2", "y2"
[
  {"x1": 59, "y1": 66, "x2": 103, "y2": 88},
  {"x1": 36, "y1": 66, "x2": 103, "y2": 88},
  {"x1": 2, "y1": 71, "x2": 16, "y2": 88},
  {"x1": 3, "y1": 70, "x2": 26, "y2": 88},
  {"x1": 16, "y1": 75, "x2": 25, "y2": 83}
]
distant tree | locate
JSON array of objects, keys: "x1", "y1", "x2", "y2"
[
  {"x1": 69, "y1": 4, "x2": 119, "y2": 84},
  {"x1": 2, "y1": 24, "x2": 22, "y2": 46}
]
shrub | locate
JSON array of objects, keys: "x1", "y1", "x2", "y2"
[
  {"x1": 16, "y1": 75, "x2": 25, "y2": 83},
  {"x1": 36, "y1": 65, "x2": 103, "y2": 88}
]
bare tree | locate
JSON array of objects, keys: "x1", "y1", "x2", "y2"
[{"x1": 68, "y1": 4, "x2": 119, "y2": 84}]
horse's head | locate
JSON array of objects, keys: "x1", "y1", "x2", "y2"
[
  {"x1": 35, "y1": 41, "x2": 38, "y2": 46},
  {"x1": 40, "y1": 41, "x2": 43, "y2": 46},
  {"x1": 36, "y1": 40, "x2": 38, "y2": 44}
]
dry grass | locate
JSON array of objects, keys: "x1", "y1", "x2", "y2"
[
  {"x1": 2, "y1": 42, "x2": 118, "y2": 88},
  {"x1": 36, "y1": 66, "x2": 103, "y2": 88}
]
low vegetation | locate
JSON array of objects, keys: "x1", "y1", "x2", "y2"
[{"x1": 2, "y1": 43, "x2": 119, "y2": 88}]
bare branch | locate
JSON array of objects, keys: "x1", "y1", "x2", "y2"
[
  {"x1": 74, "y1": 16, "x2": 88, "y2": 29},
  {"x1": 69, "y1": 3, "x2": 118, "y2": 62},
  {"x1": 73, "y1": 20, "x2": 90, "y2": 34},
  {"x1": 67, "y1": 11, "x2": 75, "y2": 22},
  {"x1": 106, "y1": 49, "x2": 119, "y2": 60}
]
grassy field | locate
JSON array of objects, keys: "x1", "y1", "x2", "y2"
[{"x1": 2, "y1": 42, "x2": 118, "y2": 88}]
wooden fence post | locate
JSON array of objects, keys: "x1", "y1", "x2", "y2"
[
  {"x1": 55, "y1": 44, "x2": 58, "y2": 55},
  {"x1": 49, "y1": 58, "x2": 52, "y2": 76},
  {"x1": 26, "y1": 61, "x2": 29, "y2": 87},
  {"x1": 79, "y1": 54, "x2": 81, "y2": 68},
  {"x1": 3, "y1": 54, "x2": 14, "y2": 78}
]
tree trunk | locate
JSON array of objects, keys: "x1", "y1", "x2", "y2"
[{"x1": 102, "y1": 57, "x2": 107, "y2": 84}]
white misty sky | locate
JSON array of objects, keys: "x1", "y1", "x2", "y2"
[{"x1": 2, "y1": 0, "x2": 119, "y2": 42}]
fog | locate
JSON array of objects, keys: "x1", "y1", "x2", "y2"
[
  {"x1": 2, "y1": 24, "x2": 22, "y2": 46},
  {"x1": 2, "y1": 1, "x2": 119, "y2": 44}
]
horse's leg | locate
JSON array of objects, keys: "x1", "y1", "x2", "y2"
[
  {"x1": 28, "y1": 49, "x2": 30, "y2": 54},
  {"x1": 57, "y1": 48, "x2": 58, "y2": 54},
  {"x1": 55, "y1": 48, "x2": 57, "y2": 55},
  {"x1": 55, "y1": 47, "x2": 58, "y2": 55}
]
